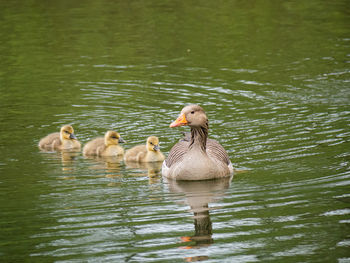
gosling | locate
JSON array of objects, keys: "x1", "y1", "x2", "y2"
[
  {"x1": 124, "y1": 136, "x2": 165, "y2": 163},
  {"x1": 83, "y1": 131, "x2": 125, "y2": 157},
  {"x1": 38, "y1": 125, "x2": 81, "y2": 151}
]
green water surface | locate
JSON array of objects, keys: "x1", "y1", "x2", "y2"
[{"x1": 0, "y1": 0, "x2": 349, "y2": 262}]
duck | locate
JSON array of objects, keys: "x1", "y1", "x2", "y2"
[
  {"x1": 38, "y1": 125, "x2": 81, "y2": 151},
  {"x1": 124, "y1": 136, "x2": 165, "y2": 163},
  {"x1": 83, "y1": 131, "x2": 125, "y2": 157},
  {"x1": 162, "y1": 105, "x2": 233, "y2": 180}
]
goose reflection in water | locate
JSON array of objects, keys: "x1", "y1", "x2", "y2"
[
  {"x1": 124, "y1": 160, "x2": 163, "y2": 184},
  {"x1": 165, "y1": 176, "x2": 232, "y2": 255}
]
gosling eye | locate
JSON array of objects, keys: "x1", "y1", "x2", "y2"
[
  {"x1": 65, "y1": 131, "x2": 70, "y2": 134},
  {"x1": 191, "y1": 111, "x2": 195, "y2": 114},
  {"x1": 111, "y1": 136, "x2": 117, "y2": 139},
  {"x1": 150, "y1": 142, "x2": 153, "y2": 145}
]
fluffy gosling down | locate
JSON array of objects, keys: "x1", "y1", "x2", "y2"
[
  {"x1": 83, "y1": 131, "x2": 125, "y2": 157},
  {"x1": 124, "y1": 136, "x2": 165, "y2": 163},
  {"x1": 38, "y1": 125, "x2": 81, "y2": 151}
]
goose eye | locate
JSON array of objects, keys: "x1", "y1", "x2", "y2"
[{"x1": 191, "y1": 111, "x2": 195, "y2": 114}]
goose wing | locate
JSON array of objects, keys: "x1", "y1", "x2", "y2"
[
  {"x1": 206, "y1": 138, "x2": 231, "y2": 166},
  {"x1": 165, "y1": 139, "x2": 190, "y2": 168}
]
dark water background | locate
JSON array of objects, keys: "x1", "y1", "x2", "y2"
[{"x1": 0, "y1": 0, "x2": 349, "y2": 262}]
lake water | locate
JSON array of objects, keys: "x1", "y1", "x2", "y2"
[{"x1": 0, "y1": 0, "x2": 349, "y2": 262}]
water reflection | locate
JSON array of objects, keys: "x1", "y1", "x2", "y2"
[
  {"x1": 125, "y1": 161, "x2": 163, "y2": 184},
  {"x1": 84, "y1": 155, "x2": 123, "y2": 178},
  {"x1": 1, "y1": 0, "x2": 348, "y2": 260},
  {"x1": 39, "y1": 150, "x2": 80, "y2": 174},
  {"x1": 165, "y1": 177, "x2": 232, "y2": 257}
]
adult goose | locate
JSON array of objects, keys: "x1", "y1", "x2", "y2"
[
  {"x1": 38, "y1": 125, "x2": 81, "y2": 151},
  {"x1": 162, "y1": 105, "x2": 233, "y2": 180},
  {"x1": 83, "y1": 131, "x2": 125, "y2": 157},
  {"x1": 124, "y1": 136, "x2": 165, "y2": 163}
]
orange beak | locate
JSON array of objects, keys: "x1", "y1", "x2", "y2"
[
  {"x1": 180, "y1": 236, "x2": 192, "y2": 242},
  {"x1": 170, "y1": 113, "x2": 188, "y2": 127}
]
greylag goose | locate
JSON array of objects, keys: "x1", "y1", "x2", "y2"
[
  {"x1": 124, "y1": 136, "x2": 165, "y2": 162},
  {"x1": 39, "y1": 125, "x2": 81, "y2": 151},
  {"x1": 162, "y1": 105, "x2": 233, "y2": 180},
  {"x1": 83, "y1": 131, "x2": 125, "y2": 157}
]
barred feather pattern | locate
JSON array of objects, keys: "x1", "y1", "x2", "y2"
[
  {"x1": 206, "y1": 138, "x2": 231, "y2": 166},
  {"x1": 165, "y1": 139, "x2": 189, "y2": 168},
  {"x1": 165, "y1": 124, "x2": 230, "y2": 168}
]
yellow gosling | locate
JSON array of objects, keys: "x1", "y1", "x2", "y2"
[
  {"x1": 124, "y1": 136, "x2": 165, "y2": 163},
  {"x1": 83, "y1": 131, "x2": 125, "y2": 157},
  {"x1": 39, "y1": 125, "x2": 81, "y2": 151}
]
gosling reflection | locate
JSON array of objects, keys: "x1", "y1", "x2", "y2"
[
  {"x1": 165, "y1": 177, "x2": 232, "y2": 250},
  {"x1": 60, "y1": 150, "x2": 80, "y2": 172},
  {"x1": 125, "y1": 160, "x2": 163, "y2": 184},
  {"x1": 40, "y1": 149, "x2": 80, "y2": 173},
  {"x1": 84, "y1": 155, "x2": 123, "y2": 178}
]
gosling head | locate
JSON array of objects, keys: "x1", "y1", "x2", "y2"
[
  {"x1": 147, "y1": 136, "x2": 160, "y2": 152},
  {"x1": 104, "y1": 131, "x2": 125, "y2": 146},
  {"x1": 60, "y1": 125, "x2": 77, "y2": 141}
]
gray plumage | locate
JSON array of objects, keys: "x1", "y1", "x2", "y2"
[
  {"x1": 165, "y1": 132, "x2": 231, "y2": 168},
  {"x1": 162, "y1": 104, "x2": 233, "y2": 180}
]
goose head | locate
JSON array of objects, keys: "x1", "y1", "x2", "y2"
[
  {"x1": 170, "y1": 105, "x2": 208, "y2": 128},
  {"x1": 60, "y1": 125, "x2": 77, "y2": 141},
  {"x1": 147, "y1": 136, "x2": 160, "y2": 152},
  {"x1": 105, "y1": 131, "x2": 125, "y2": 146}
]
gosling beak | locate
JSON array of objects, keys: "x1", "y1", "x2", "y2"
[
  {"x1": 153, "y1": 144, "x2": 160, "y2": 151},
  {"x1": 118, "y1": 137, "x2": 126, "y2": 143},
  {"x1": 170, "y1": 113, "x2": 188, "y2": 128},
  {"x1": 69, "y1": 133, "x2": 77, "y2": 140}
]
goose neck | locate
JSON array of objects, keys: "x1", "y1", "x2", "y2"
[{"x1": 190, "y1": 126, "x2": 208, "y2": 152}]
